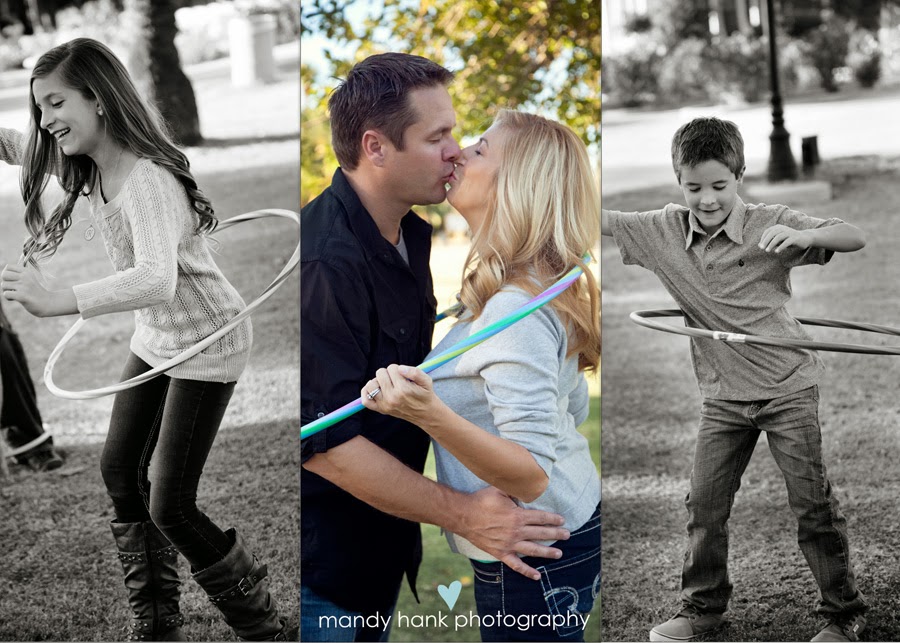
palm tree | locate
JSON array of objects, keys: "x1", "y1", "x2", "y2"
[{"x1": 122, "y1": 0, "x2": 202, "y2": 145}]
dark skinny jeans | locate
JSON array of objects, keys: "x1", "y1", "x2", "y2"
[{"x1": 100, "y1": 353, "x2": 235, "y2": 570}]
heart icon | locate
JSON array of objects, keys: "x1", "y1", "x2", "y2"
[{"x1": 437, "y1": 580, "x2": 462, "y2": 610}]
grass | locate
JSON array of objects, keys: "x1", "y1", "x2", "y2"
[
  {"x1": 0, "y1": 55, "x2": 299, "y2": 641},
  {"x1": 601, "y1": 157, "x2": 900, "y2": 642}
]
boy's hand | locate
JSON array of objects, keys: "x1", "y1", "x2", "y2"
[{"x1": 759, "y1": 224, "x2": 813, "y2": 253}]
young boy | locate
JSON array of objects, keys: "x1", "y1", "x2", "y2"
[{"x1": 602, "y1": 117, "x2": 868, "y2": 643}]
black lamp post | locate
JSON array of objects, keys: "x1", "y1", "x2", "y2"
[{"x1": 765, "y1": 0, "x2": 798, "y2": 181}]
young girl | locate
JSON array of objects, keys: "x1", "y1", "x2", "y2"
[
  {"x1": 362, "y1": 111, "x2": 601, "y2": 642},
  {"x1": 0, "y1": 39, "x2": 289, "y2": 641}
]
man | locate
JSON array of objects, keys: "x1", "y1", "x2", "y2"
[
  {"x1": 301, "y1": 53, "x2": 569, "y2": 642},
  {"x1": 1, "y1": 299, "x2": 63, "y2": 471}
]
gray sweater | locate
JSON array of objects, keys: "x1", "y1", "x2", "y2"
[{"x1": 429, "y1": 286, "x2": 600, "y2": 560}]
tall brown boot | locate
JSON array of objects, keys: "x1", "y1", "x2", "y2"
[
  {"x1": 191, "y1": 529, "x2": 288, "y2": 641},
  {"x1": 111, "y1": 521, "x2": 186, "y2": 641}
]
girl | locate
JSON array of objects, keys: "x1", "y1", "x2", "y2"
[
  {"x1": 0, "y1": 39, "x2": 289, "y2": 641},
  {"x1": 362, "y1": 111, "x2": 601, "y2": 642}
]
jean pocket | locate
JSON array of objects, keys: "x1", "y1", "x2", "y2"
[
  {"x1": 471, "y1": 560, "x2": 502, "y2": 585},
  {"x1": 537, "y1": 546, "x2": 600, "y2": 638}
]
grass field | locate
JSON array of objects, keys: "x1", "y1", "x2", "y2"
[
  {"x1": 0, "y1": 52, "x2": 300, "y2": 641},
  {"x1": 601, "y1": 156, "x2": 900, "y2": 642}
]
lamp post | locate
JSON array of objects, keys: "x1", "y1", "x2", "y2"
[{"x1": 765, "y1": 0, "x2": 798, "y2": 181}]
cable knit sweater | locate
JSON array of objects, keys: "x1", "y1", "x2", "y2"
[{"x1": 1, "y1": 127, "x2": 251, "y2": 382}]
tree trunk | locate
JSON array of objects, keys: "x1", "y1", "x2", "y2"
[{"x1": 121, "y1": 0, "x2": 202, "y2": 145}]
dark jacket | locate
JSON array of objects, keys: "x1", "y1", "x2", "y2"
[{"x1": 301, "y1": 168, "x2": 436, "y2": 614}]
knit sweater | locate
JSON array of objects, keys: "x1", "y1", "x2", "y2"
[
  {"x1": 0, "y1": 127, "x2": 251, "y2": 382},
  {"x1": 429, "y1": 287, "x2": 600, "y2": 560}
]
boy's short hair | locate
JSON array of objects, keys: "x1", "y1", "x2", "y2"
[
  {"x1": 328, "y1": 53, "x2": 454, "y2": 171},
  {"x1": 671, "y1": 117, "x2": 745, "y2": 181}
]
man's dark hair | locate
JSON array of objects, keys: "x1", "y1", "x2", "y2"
[
  {"x1": 328, "y1": 53, "x2": 454, "y2": 170},
  {"x1": 671, "y1": 117, "x2": 745, "y2": 181}
]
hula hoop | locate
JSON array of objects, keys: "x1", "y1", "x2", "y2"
[
  {"x1": 4, "y1": 432, "x2": 51, "y2": 458},
  {"x1": 43, "y1": 208, "x2": 299, "y2": 400},
  {"x1": 302, "y1": 256, "x2": 593, "y2": 440},
  {"x1": 630, "y1": 309, "x2": 900, "y2": 355}
]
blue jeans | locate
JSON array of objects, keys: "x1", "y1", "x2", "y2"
[
  {"x1": 300, "y1": 584, "x2": 396, "y2": 642},
  {"x1": 471, "y1": 504, "x2": 600, "y2": 642},
  {"x1": 100, "y1": 353, "x2": 235, "y2": 570},
  {"x1": 682, "y1": 386, "x2": 867, "y2": 617}
]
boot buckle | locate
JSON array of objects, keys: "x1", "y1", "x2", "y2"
[{"x1": 237, "y1": 576, "x2": 254, "y2": 596}]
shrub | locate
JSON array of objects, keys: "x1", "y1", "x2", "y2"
[
  {"x1": 802, "y1": 13, "x2": 851, "y2": 92},
  {"x1": 847, "y1": 27, "x2": 881, "y2": 88},
  {"x1": 656, "y1": 38, "x2": 713, "y2": 105},
  {"x1": 604, "y1": 39, "x2": 662, "y2": 107}
]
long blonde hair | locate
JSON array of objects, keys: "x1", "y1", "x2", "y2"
[{"x1": 459, "y1": 110, "x2": 600, "y2": 372}]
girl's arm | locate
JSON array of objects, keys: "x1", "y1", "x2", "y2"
[
  {"x1": 362, "y1": 364, "x2": 550, "y2": 502},
  {"x1": 0, "y1": 128, "x2": 24, "y2": 166},
  {"x1": 72, "y1": 162, "x2": 180, "y2": 318}
]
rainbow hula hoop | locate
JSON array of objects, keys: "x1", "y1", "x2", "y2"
[
  {"x1": 43, "y1": 208, "x2": 299, "y2": 400},
  {"x1": 630, "y1": 309, "x2": 900, "y2": 355},
  {"x1": 301, "y1": 257, "x2": 593, "y2": 440}
]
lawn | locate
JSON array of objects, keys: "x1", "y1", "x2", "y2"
[
  {"x1": 600, "y1": 157, "x2": 900, "y2": 642},
  {"x1": 0, "y1": 52, "x2": 300, "y2": 641}
]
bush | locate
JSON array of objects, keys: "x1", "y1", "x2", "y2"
[
  {"x1": 847, "y1": 27, "x2": 881, "y2": 88},
  {"x1": 802, "y1": 13, "x2": 851, "y2": 92},
  {"x1": 708, "y1": 32, "x2": 770, "y2": 103},
  {"x1": 604, "y1": 42, "x2": 662, "y2": 107},
  {"x1": 656, "y1": 38, "x2": 712, "y2": 105}
]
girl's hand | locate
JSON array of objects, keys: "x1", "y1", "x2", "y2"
[
  {"x1": 1, "y1": 264, "x2": 76, "y2": 317},
  {"x1": 361, "y1": 364, "x2": 440, "y2": 426}
]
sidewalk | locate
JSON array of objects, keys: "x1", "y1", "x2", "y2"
[{"x1": 603, "y1": 89, "x2": 900, "y2": 194}]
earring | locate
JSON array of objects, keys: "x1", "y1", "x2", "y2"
[{"x1": 97, "y1": 108, "x2": 103, "y2": 116}]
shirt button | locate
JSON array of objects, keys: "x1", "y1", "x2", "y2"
[
  {"x1": 706, "y1": 245, "x2": 712, "y2": 251},
  {"x1": 317, "y1": 412, "x2": 325, "y2": 418},
  {"x1": 707, "y1": 264, "x2": 713, "y2": 270},
  {"x1": 399, "y1": 328, "x2": 407, "y2": 336}
]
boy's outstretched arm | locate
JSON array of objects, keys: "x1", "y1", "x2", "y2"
[
  {"x1": 760, "y1": 222, "x2": 866, "y2": 254},
  {"x1": 601, "y1": 209, "x2": 612, "y2": 237}
]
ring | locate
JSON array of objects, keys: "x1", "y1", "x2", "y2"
[
  {"x1": 630, "y1": 309, "x2": 900, "y2": 355},
  {"x1": 43, "y1": 209, "x2": 300, "y2": 400},
  {"x1": 366, "y1": 387, "x2": 381, "y2": 400}
]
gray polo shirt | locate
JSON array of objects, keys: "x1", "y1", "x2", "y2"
[
  {"x1": 609, "y1": 197, "x2": 843, "y2": 401},
  {"x1": 429, "y1": 287, "x2": 600, "y2": 560}
]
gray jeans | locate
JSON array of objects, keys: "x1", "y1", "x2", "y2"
[{"x1": 680, "y1": 386, "x2": 867, "y2": 618}]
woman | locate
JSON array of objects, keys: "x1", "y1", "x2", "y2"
[
  {"x1": 0, "y1": 39, "x2": 289, "y2": 641},
  {"x1": 362, "y1": 110, "x2": 600, "y2": 642}
]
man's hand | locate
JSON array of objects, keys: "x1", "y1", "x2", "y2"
[{"x1": 455, "y1": 487, "x2": 569, "y2": 581}]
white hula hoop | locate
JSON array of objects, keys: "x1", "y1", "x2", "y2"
[{"x1": 43, "y1": 208, "x2": 299, "y2": 400}]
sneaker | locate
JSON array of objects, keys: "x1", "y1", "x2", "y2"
[
  {"x1": 22, "y1": 447, "x2": 64, "y2": 472},
  {"x1": 811, "y1": 613, "x2": 866, "y2": 642},
  {"x1": 650, "y1": 605, "x2": 726, "y2": 641}
]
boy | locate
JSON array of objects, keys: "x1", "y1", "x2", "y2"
[{"x1": 602, "y1": 117, "x2": 868, "y2": 643}]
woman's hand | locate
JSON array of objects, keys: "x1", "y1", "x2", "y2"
[
  {"x1": 361, "y1": 364, "x2": 442, "y2": 426},
  {"x1": 1, "y1": 264, "x2": 77, "y2": 317}
]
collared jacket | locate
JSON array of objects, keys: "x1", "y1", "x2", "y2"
[{"x1": 301, "y1": 168, "x2": 436, "y2": 614}]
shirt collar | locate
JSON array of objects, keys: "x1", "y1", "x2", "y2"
[{"x1": 685, "y1": 196, "x2": 747, "y2": 249}]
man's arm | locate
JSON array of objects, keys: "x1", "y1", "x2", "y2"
[{"x1": 303, "y1": 435, "x2": 569, "y2": 581}]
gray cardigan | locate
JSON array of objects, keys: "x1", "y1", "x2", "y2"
[{"x1": 429, "y1": 286, "x2": 600, "y2": 560}]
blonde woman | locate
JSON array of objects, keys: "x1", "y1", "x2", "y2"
[{"x1": 362, "y1": 111, "x2": 600, "y2": 642}]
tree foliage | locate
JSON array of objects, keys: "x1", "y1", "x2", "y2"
[{"x1": 300, "y1": 0, "x2": 599, "y2": 202}]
